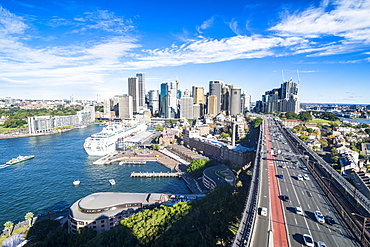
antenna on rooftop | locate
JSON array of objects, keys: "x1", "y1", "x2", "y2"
[
  {"x1": 281, "y1": 70, "x2": 285, "y2": 82},
  {"x1": 296, "y1": 69, "x2": 301, "y2": 84}
]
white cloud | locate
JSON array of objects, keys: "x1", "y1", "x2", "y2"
[
  {"x1": 196, "y1": 17, "x2": 215, "y2": 33},
  {"x1": 73, "y1": 10, "x2": 134, "y2": 34},
  {"x1": 270, "y1": 0, "x2": 370, "y2": 41},
  {"x1": 127, "y1": 35, "x2": 306, "y2": 69},
  {"x1": 0, "y1": 6, "x2": 28, "y2": 35}
]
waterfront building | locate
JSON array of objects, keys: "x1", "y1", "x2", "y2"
[
  {"x1": 28, "y1": 105, "x2": 95, "y2": 134},
  {"x1": 202, "y1": 165, "x2": 236, "y2": 190},
  {"x1": 116, "y1": 95, "x2": 133, "y2": 119},
  {"x1": 68, "y1": 192, "x2": 170, "y2": 234},
  {"x1": 128, "y1": 77, "x2": 139, "y2": 113},
  {"x1": 103, "y1": 99, "x2": 111, "y2": 119}
]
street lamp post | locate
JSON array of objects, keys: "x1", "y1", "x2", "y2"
[{"x1": 351, "y1": 212, "x2": 370, "y2": 242}]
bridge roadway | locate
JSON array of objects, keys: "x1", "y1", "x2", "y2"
[{"x1": 250, "y1": 117, "x2": 360, "y2": 247}]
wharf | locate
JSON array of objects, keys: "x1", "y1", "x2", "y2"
[
  {"x1": 119, "y1": 160, "x2": 147, "y2": 165},
  {"x1": 92, "y1": 149, "x2": 180, "y2": 171},
  {"x1": 130, "y1": 171, "x2": 183, "y2": 178}
]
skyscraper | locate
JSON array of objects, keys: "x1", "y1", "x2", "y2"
[
  {"x1": 136, "y1": 72, "x2": 145, "y2": 109},
  {"x1": 255, "y1": 79, "x2": 299, "y2": 113},
  {"x1": 128, "y1": 77, "x2": 139, "y2": 113},
  {"x1": 179, "y1": 95, "x2": 193, "y2": 119},
  {"x1": 148, "y1": 90, "x2": 160, "y2": 116},
  {"x1": 229, "y1": 88, "x2": 241, "y2": 115},
  {"x1": 117, "y1": 95, "x2": 133, "y2": 119},
  {"x1": 209, "y1": 81, "x2": 223, "y2": 115},
  {"x1": 207, "y1": 95, "x2": 218, "y2": 116}
]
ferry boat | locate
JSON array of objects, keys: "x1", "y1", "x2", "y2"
[
  {"x1": 83, "y1": 121, "x2": 147, "y2": 156},
  {"x1": 6, "y1": 155, "x2": 34, "y2": 165}
]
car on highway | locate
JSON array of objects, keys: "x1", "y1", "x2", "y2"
[
  {"x1": 281, "y1": 164, "x2": 287, "y2": 168},
  {"x1": 303, "y1": 174, "x2": 310, "y2": 180},
  {"x1": 277, "y1": 174, "x2": 284, "y2": 179},
  {"x1": 301, "y1": 166, "x2": 308, "y2": 170},
  {"x1": 295, "y1": 206, "x2": 303, "y2": 215},
  {"x1": 297, "y1": 175, "x2": 304, "y2": 181},
  {"x1": 325, "y1": 215, "x2": 335, "y2": 225},
  {"x1": 317, "y1": 241, "x2": 327, "y2": 247},
  {"x1": 314, "y1": 211, "x2": 325, "y2": 223},
  {"x1": 302, "y1": 234, "x2": 314, "y2": 247},
  {"x1": 260, "y1": 207, "x2": 267, "y2": 216},
  {"x1": 281, "y1": 195, "x2": 290, "y2": 202}
]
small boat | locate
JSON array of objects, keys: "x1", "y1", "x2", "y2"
[
  {"x1": 6, "y1": 155, "x2": 34, "y2": 165},
  {"x1": 73, "y1": 180, "x2": 80, "y2": 186},
  {"x1": 109, "y1": 179, "x2": 116, "y2": 185}
]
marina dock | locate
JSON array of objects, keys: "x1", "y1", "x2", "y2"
[{"x1": 130, "y1": 171, "x2": 183, "y2": 178}]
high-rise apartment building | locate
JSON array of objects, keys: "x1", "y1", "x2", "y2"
[
  {"x1": 255, "y1": 79, "x2": 299, "y2": 113},
  {"x1": 241, "y1": 92, "x2": 251, "y2": 113}
]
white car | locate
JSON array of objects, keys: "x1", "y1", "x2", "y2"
[
  {"x1": 295, "y1": 206, "x2": 303, "y2": 215},
  {"x1": 303, "y1": 174, "x2": 310, "y2": 180},
  {"x1": 314, "y1": 211, "x2": 325, "y2": 223},
  {"x1": 260, "y1": 207, "x2": 268, "y2": 216},
  {"x1": 302, "y1": 234, "x2": 314, "y2": 247},
  {"x1": 317, "y1": 241, "x2": 327, "y2": 247},
  {"x1": 297, "y1": 175, "x2": 304, "y2": 181}
]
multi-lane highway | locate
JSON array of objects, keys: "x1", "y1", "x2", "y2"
[{"x1": 250, "y1": 117, "x2": 360, "y2": 247}]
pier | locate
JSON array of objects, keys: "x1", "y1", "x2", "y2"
[
  {"x1": 130, "y1": 171, "x2": 183, "y2": 178},
  {"x1": 119, "y1": 160, "x2": 147, "y2": 165}
]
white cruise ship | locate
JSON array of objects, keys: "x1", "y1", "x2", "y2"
[{"x1": 84, "y1": 122, "x2": 147, "y2": 156}]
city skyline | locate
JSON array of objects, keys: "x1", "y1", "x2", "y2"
[{"x1": 1, "y1": 0, "x2": 370, "y2": 104}]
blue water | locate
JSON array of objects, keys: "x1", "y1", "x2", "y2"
[
  {"x1": 340, "y1": 117, "x2": 370, "y2": 124},
  {"x1": 0, "y1": 125, "x2": 190, "y2": 225}
]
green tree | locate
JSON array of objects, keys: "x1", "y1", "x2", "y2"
[
  {"x1": 320, "y1": 139, "x2": 329, "y2": 148},
  {"x1": 285, "y1": 112, "x2": 299, "y2": 119},
  {"x1": 298, "y1": 111, "x2": 312, "y2": 121},
  {"x1": 365, "y1": 129, "x2": 370, "y2": 135},
  {"x1": 299, "y1": 134, "x2": 308, "y2": 142},
  {"x1": 155, "y1": 126, "x2": 164, "y2": 131},
  {"x1": 252, "y1": 118, "x2": 263, "y2": 128},
  {"x1": 321, "y1": 112, "x2": 339, "y2": 121},
  {"x1": 219, "y1": 132, "x2": 230, "y2": 139},
  {"x1": 25, "y1": 212, "x2": 34, "y2": 226},
  {"x1": 3, "y1": 221, "x2": 14, "y2": 237}
]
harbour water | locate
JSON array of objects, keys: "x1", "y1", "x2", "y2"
[{"x1": 0, "y1": 124, "x2": 190, "y2": 226}]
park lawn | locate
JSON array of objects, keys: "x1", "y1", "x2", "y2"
[
  {"x1": 308, "y1": 119, "x2": 341, "y2": 124},
  {"x1": 0, "y1": 225, "x2": 29, "y2": 245}
]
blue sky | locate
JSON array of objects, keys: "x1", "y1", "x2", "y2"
[{"x1": 1, "y1": 0, "x2": 369, "y2": 104}]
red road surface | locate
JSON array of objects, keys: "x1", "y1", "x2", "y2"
[{"x1": 265, "y1": 121, "x2": 289, "y2": 247}]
